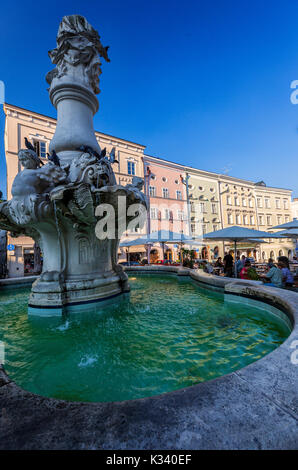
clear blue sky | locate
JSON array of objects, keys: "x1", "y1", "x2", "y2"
[{"x1": 0, "y1": 0, "x2": 298, "y2": 197}]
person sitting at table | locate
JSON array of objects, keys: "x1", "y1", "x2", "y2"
[
  {"x1": 239, "y1": 260, "x2": 259, "y2": 280},
  {"x1": 278, "y1": 261, "x2": 294, "y2": 288},
  {"x1": 215, "y1": 257, "x2": 224, "y2": 268},
  {"x1": 277, "y1": 256, "x2": 290, "y2": 269},
  {"x1": 202, "y1": 260, "x2": 214, "y2": 274},
  {"x1": 236, "y1": 255, "x2": 246, "y2": 277},
  {"x1": 223, "y1": 251, "x2": 234, "y2": 277},
  {"x1": 261, "y1": 262, "x2": 283, "y2": 288}
]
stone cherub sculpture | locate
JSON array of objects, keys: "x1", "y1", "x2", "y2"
[{"x1": 0, "y1": 149, "x2": 67, "y2": 227}]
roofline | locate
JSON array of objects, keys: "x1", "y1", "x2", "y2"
[
  {"x1": 145, "y1": 153, "x2": 292, "y2": 193},
  {"x1": 2, "y1": 104, "x2": 293, "y2": 194},
  {"x1": 3, "y1": 102, "x2": 146, "y2": 149}
]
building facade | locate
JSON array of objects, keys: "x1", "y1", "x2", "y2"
[
  {"x1": 186, "y1": 169, "x2": 222, "y2": 259},
  {"x1": 292, "y1": 198, "x2": 298, "y2": 220},
  {"x1": 1, "y1": 103, "x2": 296, "y2": 275},
  {"x1": 217, "y1": 176, "x2": 294, "y2": 260},
  {"x1": 143, "y1": 155, "x2": 188, "y2": 262},
  {"x1": 254, "y1": 182, "x2": 294, "y2": 260}
]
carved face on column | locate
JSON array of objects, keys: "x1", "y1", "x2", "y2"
[{"x1": 18, "y1": 150, "x2": 39, "y2": 169}]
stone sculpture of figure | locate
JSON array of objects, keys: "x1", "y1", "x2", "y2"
[
  {"x1": 46, "y1": 14, "x2": 110, "y2": 94},
  {"x1": 1, "y1": 149, "x2": 67, "y2": 227},
  {"x1": 67, "y1": 152, "x2": 98, "y2": 184},
  {"x1": 13, "y1": 149, "x2": 67, "y2": 197}
]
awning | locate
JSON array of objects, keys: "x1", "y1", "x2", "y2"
[{"x1": 121, "y1": 245, "x2": 147, "y2": 253}]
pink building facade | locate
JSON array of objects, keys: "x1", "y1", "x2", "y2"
[{"x1": 143, "y1": 155, "x2": 189, "y2": 262}]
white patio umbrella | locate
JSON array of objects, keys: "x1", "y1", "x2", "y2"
[
  {"x1": 120, "y1": 230, "x2": 195, "y2": 263},
  {"x1": 271, "y1": 218, "x2": 298, "y2": 230},
  {"x1": 203, "y1": 226, "x2": 273, "y2": 277}
]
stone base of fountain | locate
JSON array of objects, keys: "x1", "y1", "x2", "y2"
[{"x1": 28, "y1": 272, "x2": 129, "y2": 314}]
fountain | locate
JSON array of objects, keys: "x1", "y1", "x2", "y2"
[{"x1": 0, "y1": 15, "x2": 147, "y2": 313}]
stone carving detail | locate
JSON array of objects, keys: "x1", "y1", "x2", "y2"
[{"x1": 46, "y1": 14, "x2": 110, "y2": 94}]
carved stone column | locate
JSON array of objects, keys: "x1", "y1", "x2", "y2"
[{"x1": 46, "y1": 14, "x2": 110, "y2": 164}]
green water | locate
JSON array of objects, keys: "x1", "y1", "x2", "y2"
[{"x1": 0, "y1": 275, "x2": 290, "y2": 402}]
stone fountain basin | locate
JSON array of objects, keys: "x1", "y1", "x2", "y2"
[{"x1": 0, "y1": 266, "x2": 297, "y2": 450}]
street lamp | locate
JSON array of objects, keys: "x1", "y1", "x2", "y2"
[{"x1": 180, "y1": 173, "x2": 192, "y2": 237}]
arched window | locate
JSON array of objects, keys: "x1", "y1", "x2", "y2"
[
  {"x1": 270, "y1": 250, "x2": 275, "y2": 260},
  {"x1": 278, "y1": 249, "x2": 283, "y2": 257},
  {"x1": 262, "y1": 251, "x2": 266, "y2": 260}
]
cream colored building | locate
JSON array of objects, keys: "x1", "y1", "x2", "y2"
[
  {"x1": 292, "y1": 198, "x2": 298, "y2": 220},
  {"x1": 3, "y1": 103, "x2": 146, "y2": 276},
  {"x1": 186, "y1": 168, "x2": 222, "y2": 259},
  {"x1": 254, "y1": 181, "x2": 294, "y2": 260},
  {"x1": 217, "y1": 175, "x2": 294, "y2": 260}
]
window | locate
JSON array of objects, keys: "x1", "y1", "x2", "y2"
[
  {"x1": 190, "y1": 202, "x2": 195, "y2": 212},
  {"x1": 150, "y1": 174, "x2": 156, "y2": 180},
  {"x1": 198, "y1": 186, "x2": 204, "y2": 191},
  {"x1": 264, "y1": 198, "x2": 270, "y2": 209},
  {"x1": 177, "y1": 210, "x2": 184, "y2": 221},
  {"x1": 227, "y1": 196, "x2": 232, "y2": 205},
  {"x1": 150, "y1": 207, "x2": 157, "y2": 219},
  {"x1": 242, "y1": 198, "x2": 247, "y2": 207},
  {"x1": 258, "y1": 215, "x2": 264, "y2": 226},
  {"x1": 210, "y1": 187, "x2": 215, "y2": 193},
  {"x1": 176, "y1": 190, "x2": 182, "y2": 200},
  {"x1": 149, "y1": 186, "x2": 156, "y2": 197},
  {"x1": 191, "y1": 223, "x2": 196, "y2": 234},
  {"x1": 236, "y1": 214, "x2": 241, "y2": 225},
  {"x1": 212, "y1": 225, "x2": 218, "y2": 232},
  {"x1": 127, "y1": 161, "x2": 136, "y2": 175},
  {"x1": 277, "y1": 215, "x2": 282, "y2": 224},
  {"x1": 250, "y1": 215, "x2": 255, "y2": 225},
  {"x1": 243, "y1": 215, "x2": 248, "y2": 225},
  {"x1": 248, "y1": 199, "x2": 253, "y2": 208},
  {"x1": 211, "y1": 203, "x2": 217, "y2": 214},
  {"x1": 228, "y1": 214, "x2": 233, "y2": 224},
  {"x1": 266, "y1": 215, "x2": 272, "y2": 226},
  {"x1": 162, "y1": 188, "x2": 169, "y2": 198},
  {"x1": 162, "y1": 176, "x2": 167, "y2": 182},
  {"x1": 275, "y1": 199, "x2": 281, "y2": 209},
  {"x1": 199, "y1": 202, "x2": 206, "y2": 213},
  {"x1": 164, "y1": 209, "x2": 171, "y2": 220},
  {"x1": 175, "y1": 179, "x2": 179, "y2": 184},
  {"x1": 202, "y1": 224, "x2": 207, "y2": 235},
  {"x1": 235, "y1": 197, "x2": 240, "y2": 206},
  {"x1": 285, "y1": 216, "x2": 290, "y2": 223},
  {"x1": 257, "y1": 198, "x2": 262, "y2": 208},
  {"x1": 283, "y1": 200, "x2": 288, "y2": 210},
  {"x1": 34, "y1": 140, "x2": 47, "y2": 158}
]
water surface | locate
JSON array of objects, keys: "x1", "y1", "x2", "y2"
[{"x1": 0, "y1": 275, "x2": 290, "y2": 402}]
